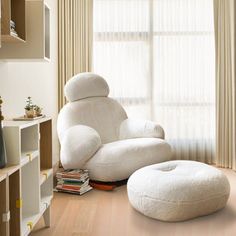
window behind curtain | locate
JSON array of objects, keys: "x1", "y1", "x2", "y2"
[{"x1": 93, "y1": 0, "x2": 215, "y2": 162}]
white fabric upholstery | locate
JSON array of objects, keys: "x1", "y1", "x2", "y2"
[
  {"x1": 85, "y1": 138, "x2": 172, "y2": 182},
  {"x1": 58, "y1": 73, "x2": 172, "y2": 181},
  {"x1": 127, "y1": 161, "x2": 230, "y2": 222},
  {"x1": 57, "y1": 97, "x2": 127, "y2": 144},
  {"x1": 64, "y1": 72, "x2": 109, "y2": 102},
  {"x1": 60, "y1": 125, "x2": 101, "y2": 169},
  {"x1": 120, "y1": 119, "x2": 165, "y2": 140}
]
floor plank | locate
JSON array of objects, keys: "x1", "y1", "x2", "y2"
[{"x1": 31, "y1": 168, "x2": 236, "y2": 236}]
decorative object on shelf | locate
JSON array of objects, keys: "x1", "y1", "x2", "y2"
[
  {"x1": 25, "y1": 96, "x2": 34, "y2": 118},
  {"x1": 24, "y1": 97, "x2": 44, "y2": 119},
  {"x1": 0, "y1": 96, "x2": 7, "y2": 168},
  {"x1": 10, "y1": 20, "x2": 19, "y2": 37},
  {"x1": 34, "y1": 105, "x2": 43, "y2": 117}
]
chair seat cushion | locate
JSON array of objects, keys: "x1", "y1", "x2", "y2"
[
  {"x1": 84, "y1": 138, "x2": 172, "y2": 182},
  {"x1": 127, "y1": 161, "x2": 230, "y2": 222}
]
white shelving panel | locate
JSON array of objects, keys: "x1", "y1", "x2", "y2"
[{"x1": 2, "y1": 118, "x2": 53, "y2": 236}]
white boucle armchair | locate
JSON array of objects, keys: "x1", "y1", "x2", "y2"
[{"x1": 57, "y1": 73, "x2": 172, "y2": 182}]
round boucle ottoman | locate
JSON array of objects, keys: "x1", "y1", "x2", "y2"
[{"x1": 127, "y1": 160, "x2": 230, "y2": 222}]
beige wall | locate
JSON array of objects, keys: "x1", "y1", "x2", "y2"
[{"x1": 0, "y1": 0, "x2": 59, "y2": 164}]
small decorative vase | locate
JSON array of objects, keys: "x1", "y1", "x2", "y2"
[{"x1": 25, "y1": 109, "x2": 35, "y2": 118}]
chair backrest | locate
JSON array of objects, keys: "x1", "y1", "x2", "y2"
[{"x1": 57, "y1": 73, "x2": 128, "y2": 144}]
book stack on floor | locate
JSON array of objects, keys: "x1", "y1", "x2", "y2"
[{"x1": 56, "y1": 169, "x2": 92, "y2": 195}]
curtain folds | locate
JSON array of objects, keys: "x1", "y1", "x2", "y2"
[
  {"x1": 93, "y1": 0, "x2": 152, "y2": 120},
  {"x1": 214, "y1": 0, "x2": 236, "y2": 170},
  {"x1": 58, "y1": 0, "x2": 93, "y2": 110},
  {"x1": 152, "y1": 0, "x2": 215, "y2": 162}
]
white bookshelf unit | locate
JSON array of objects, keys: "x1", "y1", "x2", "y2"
[{"x1": 0, "y1": 117, "x2": 53, "y2": 236}]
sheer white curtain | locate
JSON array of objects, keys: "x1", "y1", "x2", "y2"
[
  {"x1": 93, "y1": 0, "x2": 215, "y2": 163},
  {"x1": 93, "y1": 0, "x2": 151, "y2": 119}
]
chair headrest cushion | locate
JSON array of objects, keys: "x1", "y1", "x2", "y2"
[{"x1": 65, "y1": 73, "x2": 110, "y2": 102}]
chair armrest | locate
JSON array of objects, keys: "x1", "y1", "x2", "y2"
[
  {"x1": 119, "y1": 118, "x2": 165, "y2": 140},
  {"x1": 60, "y1": 125, "x2": 102, "y2": 169}
]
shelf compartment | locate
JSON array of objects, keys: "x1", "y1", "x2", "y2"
[
  {"x1": 3, "y1": 123, "x2": 39, "y2": 166},
  {"x1": 41, "y1": 174, "x2": 53, "y2": 198},
  {"x1": 21, "y1": 156, "x2": 40, "y2": 235},
  {"x1": 0, "y1": 0, "x2": 50, "y2": 60},
  {"x1": 22, "y1": 212, "x2": 41, "y2": 236},
  {"x1": 21, "y1": 192, "x2": 52, "y2": 236},
  {"x1": 1, "y1": 0, "x2": 26, "y2": 42},
  {"x1": 21, "y1": 124, "x2": 39, "y2": 155},
  {"x1": 40, "y1": 180, "x2": 53, "y2": 229},
  {"x1": 40, "y1": 195, "x2": 53, "y2": 216}
]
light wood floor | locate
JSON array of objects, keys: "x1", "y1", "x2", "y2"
[{"x1": 32, "y1": 168, "x2": 236, "y2": 236}]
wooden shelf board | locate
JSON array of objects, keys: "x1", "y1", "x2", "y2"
[
  {"x1": 3, "y1": 117, "x2": 51, "y2": 128},
  {"x1": 1, "y1": 34, "x2": 26, "y2": 43},
  {"x1": 0, "y1": 165, "x2": 20, "y2": 179},
  {"x1": 3, "y1": 120, "x2": 38, "y2": 129},
  {"x1": 0, "y1": 172, "x2": 7, "y2": 182},
  {"x1": 40, "y1": 168, "x2": 53, "y2": 185},
  {"x1": 37, "y1": 116, "x2": 52, "y2": 124}
]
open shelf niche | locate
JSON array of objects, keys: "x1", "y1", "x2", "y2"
[
  {"x1": 2, "y1": 117, "x2": 53, "y2": 236},
  {"x1": 21, "y1": 156, "x2": 40, "y2": 236},
  {"x1": 1, "y1": 0, "x2": 26, "y2": 43},
  {"x1": 0, "y1": 0, "x2": 50, "y2": 60}
]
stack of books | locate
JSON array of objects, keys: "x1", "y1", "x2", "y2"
[
  {"x1": 10, "y1": 20, "x2": 18, "y2": 37},
  {"x1": 56, "y1": 169, "x2": 92, "y2": 195}
]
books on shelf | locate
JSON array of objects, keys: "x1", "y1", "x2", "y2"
[
  {"x1": 10, "y1": 20, "x2": 19, "y2": 37},
  {"x1": 10, "y1": 30, "x2": 18, "y2": 37},
  {"x1": 55, "y1": 169, "x2": 92, "y2": 195},
  {"x1": 10, "y1": 20, "x2": 16, "y2": 28}
]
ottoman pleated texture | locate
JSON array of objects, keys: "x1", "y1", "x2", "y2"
[{"x1": 127, "y1": 160, "x2": 230, "y2": 222}]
